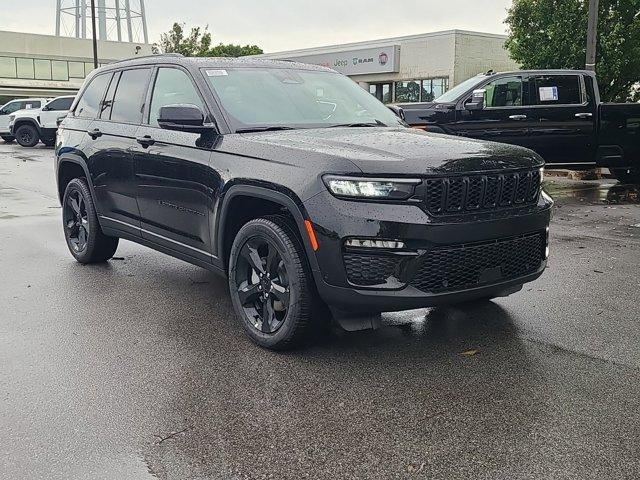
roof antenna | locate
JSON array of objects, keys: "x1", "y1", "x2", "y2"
[{"x1": 486, "y1": 69, "x2": 495, "y2": 75}]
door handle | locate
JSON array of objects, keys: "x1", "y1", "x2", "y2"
[
  {"x1": 508, "y1": 115, "x2": 527, "y2": 120},
  {"x1": 86, "y1": 128, "x2": 102, "y2": 139},
  {"x1": 575, "y1": 112, "x2": 593, "y2": 119},
  {"x1": 136, "y1": 135, "x2": 155, "y2": 148}
]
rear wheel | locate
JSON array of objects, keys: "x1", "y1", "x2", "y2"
[
  {"x1": 228, "y1": 216, "x2": 318, "y2": 350},
  {"x1": 1, "y1": 135, "x2": 14, "y2": 143},
  {"x1": 15, "y1": 124, "x2": 39, "y2": 147},
  {"x1": 62, "y1": 177, "x2": 119, "y2": 264},
  {"x1": 611, "y1": 168, "x2": 640, "y2": 184}
]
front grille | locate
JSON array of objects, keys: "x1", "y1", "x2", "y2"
[
  {"x1": 409, "y1": 232, "x2": 545, "y2": 293},
  {"x1": 424, "y1": 170, "x2": 541, "y2": 215},
  {"x1": 344, "y1": 252, "x2": 401, "y2": 286}
]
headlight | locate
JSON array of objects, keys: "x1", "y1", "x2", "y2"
[
  {"x1": 539, "y1": 166, "x2": 544, "y2": 183},
  {"x1": 8, "y1": 115, "x2": 15, "y2": 122},
  {"x1": 324, "y1": 175, "x2": 421, "y2": 200}
]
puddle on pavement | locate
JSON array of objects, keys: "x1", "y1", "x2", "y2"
[{"x1": 544, "y1": 180, "x2": 640, "y2": 205}]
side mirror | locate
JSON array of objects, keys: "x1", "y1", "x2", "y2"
[
  {"x1": 157, "y1": 104, "x2": 216, "y2": 133},
  {"x1": 465, "y1": 89, "x2": 486, "y2": 111},
  {"x1": 387, "y1": 105, "x2": 405, "y2": 120},
  {"x1": 42, "y1": 105, "x2": 51, "y2": 111}
]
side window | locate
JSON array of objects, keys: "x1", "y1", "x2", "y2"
[
  {"x1": 75, "y1": 73, "x2": 112, "y2": 118},
  {"x1": 46, "y1": 97, "x2": 73, "y2": 111},
  {"x1": 100, "y1": 71, "x2": 120, "y2": 119},
  {"x1": 2, "y1": 101, "x2": 24, "y2": 114},
  {"x1": 531, "y1": 75, "x2": 583, "y2": 106},
  {"x1": 110, "y1": 68, "x2": 151, "y2": 124},
  {"x1": 148, "y1": 68, "x2": 206, "y2": 127},
  {"x1": 484, "y1": 76, "x2": 523, "y2": 108}
]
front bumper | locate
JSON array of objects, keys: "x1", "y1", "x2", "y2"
[{"x1": 303, "y1": 190, "x2": 552, "y2": 312}]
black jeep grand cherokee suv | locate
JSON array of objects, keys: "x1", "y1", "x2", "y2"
[{"x1": 55, "y1": 55, "x2": 552, "y2": 349}]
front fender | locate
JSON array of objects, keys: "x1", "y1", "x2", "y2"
[{"x1": 215, "y1": 183, "x2": 320, "y2": 273}]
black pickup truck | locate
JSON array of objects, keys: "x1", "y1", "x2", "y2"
[{"x1": 396, "y1": 70, "x2": 640, "y2": 183}]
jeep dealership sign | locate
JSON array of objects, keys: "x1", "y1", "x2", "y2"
[{"x1": 284, "y1": 45, "x2": 400, "y2": 76}]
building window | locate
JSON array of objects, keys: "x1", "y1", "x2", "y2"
[
  {"x1": 0, "y1": 57, "x2": 17, "y2": 78},
  {"x1": 421, "y1": 78, "x2": 449, "y2": 102},
  {"x1": 85, "y1": 62, "x2": 96, "y2": 77},
  {"x1": 34, "y1": 59, "x2": 52, "y2": 80},
  {"x1": 369, "y1": 83, "x2": 392, "y2": 104},
  {"x1": 394, "y1": 81, "x2": 421, "y2": 103},
  {"x1": 69, "y1": 62, "x2": 85, "y2": 78},
  {"x1": 52, "y1": 61, "x2": 69, "y2": 81},
  {"x1": 16, "y1": 58, "x2": 35, "y2": 79},
  {"x1": 393, "y1": 78, "x2": 449, "y2": 103}
]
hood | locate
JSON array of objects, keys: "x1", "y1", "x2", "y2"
[{"x1": 220, "y1": 127, "x2": 543, "y2": 176}]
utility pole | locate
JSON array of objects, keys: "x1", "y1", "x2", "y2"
[
  {"x1": 586, "y1": 0, "x2": 599, "y2": 71},
  {"x1": 90, "y1": 0, "x2": 99, "y2": 69}
]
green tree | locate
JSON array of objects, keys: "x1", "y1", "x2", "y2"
[
  {"x1": 505, "y1": 0, "x2": 640, "y2": 102},
  {"x1": 156, "y1": 23, "x2": 263, "y2": 58}
]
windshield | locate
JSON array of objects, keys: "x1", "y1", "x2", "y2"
[
  {"x1": 203, "y1": 67, "x2": 404, "y2": 132},
  {"x1": 434, "y1": 75, "x2": 488, "y2": 103}
]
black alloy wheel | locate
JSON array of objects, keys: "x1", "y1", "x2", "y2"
[
  {"x1": 62, "y1": 178, "x2": 119, "y2": 263},
  {"x1": 228, "y1": 216, "x2": 320, "y2": 350},
  {"x1": 15, "y1": 124, "x2": 39, "y2": 147},
  {"x1": 235, "y1": 237, "x2": 291, "y2": 334},
  {"x1": 63, "y1": 188, "x2": 90, "y2": 253}
]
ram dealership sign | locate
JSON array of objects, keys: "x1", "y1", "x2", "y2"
[{"x1": 284, "y1": 45, "x2": 401, "y2": 76}]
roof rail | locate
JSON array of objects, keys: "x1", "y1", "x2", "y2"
[{"x1": 108, "y1": 53, "x2": 184, "y2": 65}]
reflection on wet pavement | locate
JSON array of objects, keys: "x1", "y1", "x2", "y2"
[{"x1": 544, "y1": 178, "x2": 640, "y2": 205}]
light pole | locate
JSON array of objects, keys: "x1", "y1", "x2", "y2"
[
  {"x1": 90, "y1": 0, "x2": 98, "y2": 69},
  {"x1": 586, "y1": 0, "x2": 599, "y2": 71}
]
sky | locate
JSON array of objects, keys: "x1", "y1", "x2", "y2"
[{"x1": 0, "y1": 0, "x2": 513, "y2": 53}]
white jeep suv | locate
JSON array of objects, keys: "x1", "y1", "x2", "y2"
[
  {"x1": 9, "y1": 95, "x2": 75, "y2": 147},
  {"x1": 0, "y1": 98, "x2": 49, "y2": 143}
]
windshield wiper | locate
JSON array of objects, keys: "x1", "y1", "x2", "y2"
[
  {"x1": 328, "y1": 119, "x2": 388, "y2": 128},
  {"x1": 235, "y1": 126, "x2": 298, "y2": 133}
]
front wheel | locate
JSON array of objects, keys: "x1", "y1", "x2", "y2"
[
  {"x1": 15, "y1": 124, "x2": 39, "y2": 147},
  {"x1": 62, "y1": 177, "x2": 119, "y2": 263},
  {"x1": 1, "y1": 135, "x2": 14, "y2": 143},
  {"x1": 228, "y1": 216, "x2": 318, "y2": 350},
  {"x1": 611, "y1": 168, "x2": 640, "y2": 184}
]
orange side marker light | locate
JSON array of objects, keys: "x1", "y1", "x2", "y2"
[{"x1": 304, "y1": 220, "x2": 319, "y2": 251}]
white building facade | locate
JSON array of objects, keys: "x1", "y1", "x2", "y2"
[
  {"x1": 257, "y1": 30, "x2": 519, "y2": 104},
  {"x1": 0, "y1": 30, "x2": 153, "y2": 103}
]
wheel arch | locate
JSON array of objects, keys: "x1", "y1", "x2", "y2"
[
  {"x1": 56, "y1": 155, "x2": 95, "y2": 204},
  {"x1": 216, "y1": 184, "x2": 320, "y2": 274},
  {"x1": 13, "y1": 118, "x2": 42, "y2": 135}
]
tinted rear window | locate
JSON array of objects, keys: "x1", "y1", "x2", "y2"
[
  {"x1": 110, "y1": 68, "x2": 151, "y2": 123},
  {"x1": 531, "y1": 75, "x2": 583, "y2": 106},
  {"x1": 75, "y1": 73, "x2": 112, "y2": 118},
  {"x1": 47, "y1": 97, "x2": 74, "y2": 111}
]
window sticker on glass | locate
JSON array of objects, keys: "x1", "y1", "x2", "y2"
[
  {"x1": 206, "y1": 69, "x2": 228, "y2": 77},
  {"x1": 25, "y1": 104, "x2": 33, "y2": 109},
  {"x1": 539, "y1": 86, "x2": 559, "y2": 102}
]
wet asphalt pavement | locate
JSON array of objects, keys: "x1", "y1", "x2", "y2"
[{"x1": 1, "y1": 143, "x2": 640, "y2": 480}]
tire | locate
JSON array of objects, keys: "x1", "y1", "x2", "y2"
[
  {"x1": 62, "y1": 177, "x2": 119, "y2": 264},
  {"x1": 228, "y1": 216, "x2": 318, "y2": 350},
  {"x1": 15, "y1": 124, "x2": 39, "y2": 147},
  {"x1": 1, "y1": 135, "x2": 14, "y2": 143},
  {"x1": 610, "y1": 168, "x2": 640, "y2": 184}
]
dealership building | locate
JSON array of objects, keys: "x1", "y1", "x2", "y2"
[
  {"x1": 0, "y1": 30, "x2": 152, "y2": 104},
  {"x1": 257, "y1": 30, "x2": 519, "y2": 104}
]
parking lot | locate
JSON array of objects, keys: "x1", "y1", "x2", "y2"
[{"x1": 1, "y1": 142, "x2": 640, "y2": 479}]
